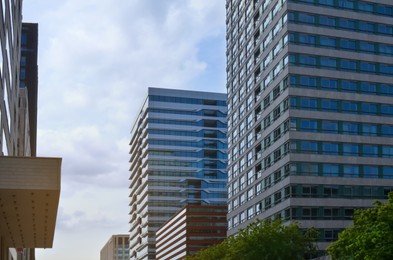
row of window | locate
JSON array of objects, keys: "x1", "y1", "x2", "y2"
[
  {"x1": 289, "y1": 32, "x2": 393, "y2": 56},
  {"x1": 293, "y1": 140, "x2": 393, "y2": 158},
  {"x1": 149, "y1": 108, "x2": 227, "y2": 118},
  {"x1": 291, "y1": 184, "x2": 393, "y2": 199},
  {"x1": 149, "y1": 150, "x2": 228, "y2": 160},
  {"x1": 149, "y1": 139, "x2": 227, "y2": 149},
  {"x1": 149, "y1": 118, "x2": 227, "y2": 128},
  {"x1": 290, "y1": 96, "x2": 393, "y2": 117},
  {"x1": 290, "y1": 118, "x2": 393, "y2": 137},
  {"x1": 289, "y1": 11, "x2": 393, "y2": 36},
  {"x1": 289, "y1": 53, "x2": 393, "y2": 76},
  {"x1": 294, "y1": 162, "x2": 393, "y2": 179},
  {"x1": 230, "y1": 175, "x2": 393, "y2": 216},
  {"x1": 230, "y1": 155, "x2": 393, "y2": 201},
  {"x1": 148, "y1": 159, "x2": 226, "y2": 169},
  {"x1": 289, "y1": 0, "x2": 393, "y2": 17},
  {"x1": 229, "y1": 186, "x2": 361, "y2": 232},
  {"x1": 149, "y1": 95, "x2": 226, "y2": 106},
  {"x1": 290, "y1": 75, "x2": 393, "y2": 96},
  {"x1": 149, "y1": 129, "x2": 227, "y2": 139},
  {"x1": 149, "y1": 170, "x2": 227, "y2": 180}
]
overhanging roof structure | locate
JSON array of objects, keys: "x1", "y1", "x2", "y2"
[{"x1": 0, "y1": 156, "x2": 61, "y2": 248}]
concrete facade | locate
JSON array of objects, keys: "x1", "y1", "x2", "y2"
[
  {"x1": 226, "y1": 0, "x2": 393, "y2": 253},
  {"x1": 100, "y1": 235, "x2": 129, "y2": 260}
]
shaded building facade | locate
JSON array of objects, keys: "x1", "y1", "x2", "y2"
[
  {"x1": 20, "y1": 23, "x2": 38, "y2": 157},
  {"x1": 226, "y1": 0, "x2": 393, "y2": 252},
  {"x1": 129, "y1": 88, "x2": 227, "y2": 259},
  {"x1": 156, "y1": 205, "x2": 227, "y2": 260}
]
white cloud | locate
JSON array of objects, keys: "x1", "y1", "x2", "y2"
[{"x1": 22, "y1": 0, "x2": 226, "y2": 259}]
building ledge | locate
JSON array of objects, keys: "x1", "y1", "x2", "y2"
[{"x1": 0, "y1": 156, "x2": 61, "y2": 248}]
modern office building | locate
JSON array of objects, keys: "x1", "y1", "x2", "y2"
[
  {"x1": 226, "y1": 0, "x2": 393, "y2": 252},
  {"x1": 156, "y1": 205, "x2": 227, "y2": 260},
  {"x1": 100, "y1": 234, "x2": 130, "y2": 260},
  {"x1": 129, "y1": 88, "x2": 227, "y2": 259},
  {"x1": 1, "y1": 1, "x2": 61, "y2": 260}
]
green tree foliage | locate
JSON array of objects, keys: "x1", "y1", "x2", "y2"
[
  {"x1": 185, "y1": 219, "x2": 318, "y2": 260},
  {"x1": 327, "y1": 192, "x2": 393, "y2": 260}
]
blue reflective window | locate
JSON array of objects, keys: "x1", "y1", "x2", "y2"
[
  {"x1": 376, "y1": 5, "x2": 393, "y2": 16},
  {"x1": 340, "y1": 60, "x2": 357, "y2": 71},
  {"x1": 299, "y1": 34, "x2": 316, "y2": 45},
  {"x1": 382, "y1": 146, "x2": 393, "y2": 158},
  {"x1": 343, "y1": 144, "x2": 359, "y2": 156},
  {"x1": 322, "y1": 121, "x2": 338, "y2": 133},
  {"x1": 377, "y1": 24, "x2": 393, "y2": 35},
  {"x1": 379, "y1": 45, "x2": 393, "y2": 55},
  {"x1": 339, "y1": 19, "x2": 355, "y2": 29},
  {"x1": 320, "y1": 57, "x2": 337, "y2": 69},
  {"x1": 364, "y1": 166, "x2": 378, "y2": 178},
  {"x1": 381, "y1": 125, "x2": 393, "y2": 137},
  {"x1": 299, "y1": 55, "x2": 317, "y2": 66},
  {"x1": 323, "y1": 164, "x2": 339, "y2": 176},
  {"x1": 321, "y1": 78, "x2": 337, "y2": 90},
  {"x1": 300, "y1": 76, "x2": 317, "y2": 88},
  {"x1": 382, "y1": 167, "x2": 393, "y2": 179},
  {"x1": 340, "y1": 39, "x2": 356, "y2": 50},
  {"x1": 359, "y1": 42, "x2": 375, "y2": 52},
  {"x1": 363, "y1": 124, "x2": 377, "y2": 136},
  {"x1": 320, "y1": 37, "x2": 336, "y2": 48},
  {"x1": 300, "y1": 119, "x2": 318, "y2": 132},
  {"x1": 300, "y1": 98, "x2": 318, "y2": 110},
  {"x1": 300, "y1": 141, "x2": 318, "y2": 153},
  {"x1": 338, "y1": 0, "x2": 354, "y2": 9},
  {"x1": 360, "y1": 82, "x2": 376, "y2": 94},
  {"x1": 360, "y1": 62, "x2": 376, "y2": 72},
  {"x1": 380, "y1": 64, "x2": 393, "y2": 76},
  {"x1": 341, "y1": 101, "x2": 358, "y2": 113},
  {"x1": 380, "y1": 84, "x2": 393, "y2": 96},
  {"x1": 342, "y1": 122, "x2": 358, "y2": 135},
  {"x1": 359, "y1": 21, "x2": 375, "y2": 33},
  {"x1": 358, "y1": 2, "x2": 373, "y2": 13},
  {"x1": 363, "y1": 145, "x2": 378, "y2": 157},
  {"x1": 321, "y1": 100, "x2": 338, "y2": 111},
  {"x1": 381, "y1": 105, "x2": 393, "y2": 116},
  {"x1": 322, "y1": 143, "x2": 339, "y2": 155},
  {"x1": 319, "y1": 16, "x2": 335, "y2": 27},
  {"x1": 361, "y1": 103, "x2": 377, "y2": 115},
  {"x1": 319, "y1": 0, "x2": 334, "y2": 6},
  {"x1": 298, "y1": 13, "x2": 315, "y2": 24},
  {"x1": 343, "y1": 165, "x2": 359, "y2": 177}
]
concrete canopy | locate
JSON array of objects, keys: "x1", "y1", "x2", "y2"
[{"x1": 0, "y1": 156, "x2": 61, "y2": 248}]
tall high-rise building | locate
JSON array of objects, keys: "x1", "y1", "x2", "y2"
[
  {"x1": 129, "y1": 88, "x2": 227, "y2": 259},
  {"x1": 1, "y1": 2, "x2": 61, "y2": 260},
  {"x1": 226, "y1": 0, "x2": 393, "y2": 252}
]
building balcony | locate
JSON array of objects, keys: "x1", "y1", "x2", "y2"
[{"x1": 0, "y1": 156, "x2": 61, "y2": 248}]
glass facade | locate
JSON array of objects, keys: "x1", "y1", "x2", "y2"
[
  {"x1": 129, "y1": 88, "x2": 227, "y2": 260},
  {"x1": 226, "y1": 0, "x2": 393, "y2": 253}
]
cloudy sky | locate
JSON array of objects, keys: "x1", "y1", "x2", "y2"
[{"x1": 22, "y1": 0, "x2": 226, "y2": 259}]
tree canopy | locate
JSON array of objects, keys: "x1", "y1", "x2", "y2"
[
  {"x1": 186, "y1": 219, "x2": 318, "y2": 260},
  {"x1": 327, "y1": 192, "x2": 393, "y2": 260}
]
